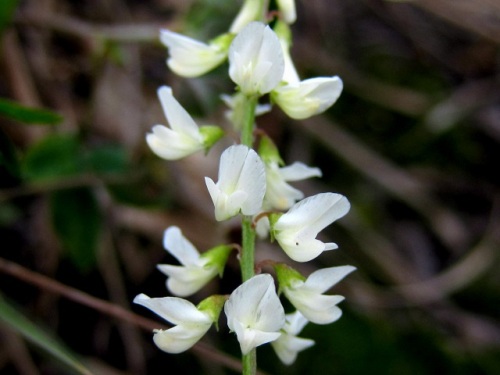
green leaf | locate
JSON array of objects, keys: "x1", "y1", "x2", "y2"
[
  {"x1": 50, "y1": 187, "x2": 102, "y2": 271},
  {"x1": 0, "y1": 0, "x2": 18, "y2": 35},
  {"x1": 0, "y1": 98, "x2": 63, "y2": 125},
  {"x1": 0, "y1": 295, "x2": 93, "y2": 375},
  {"x1": 0, "y1": 128, "x2": 20, "y2": 178},
  {"x1": 22, "y1": 134, "x2": 80, "y2": 182},
  {"x1": 82, "y1": 145, "x2": 128, "y2": 175}
]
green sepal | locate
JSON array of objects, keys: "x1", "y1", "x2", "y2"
[
  {"x1": 273, "y1": 19, "x2": 292, "y2": 48},
  {"x1": 274, "y1": 263, "x2": 305, "y2": 294},
  {"x1": 209, "y1": 32, "x2": 235, "y2": 52},
  {"x1": 268, "y1": 212, "x2": 283, "y2": 242},
  {"x1": 197, "y1": 294, "x2": 228, "y2": 331},
  {"x1": 258, "y1": 134, "x2": 284, "y2": 165},
  {"x1": 200, "y1": 244, "x2": 233, "y2": 277},
  {"x1": 200, "y1": 125, "x2": 225, "y2": 153}
]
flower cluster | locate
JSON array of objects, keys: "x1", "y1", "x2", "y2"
[{"x1": 134, "y1": 0, "x2": 355, "y2": 369}]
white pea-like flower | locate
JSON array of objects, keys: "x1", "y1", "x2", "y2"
[
  {"x1": 271, "y1": 311, "x2": 314, "y2": 365},
  {"x1": 273, "y1": 193, "x2": 350, "y2": 262},
  {"x1": 275, "y1": 265, "x2": 356, "y2": 325},
  {"x1": 146, "y1": 86, "x2": 223, "y2": 160},
  {"x1": 265, "y1": 161, "x2": 322, "y2": 211},
  {"x1": 224, "y1": 274, "x2": 285, "y2": 354},
  {"x1": 160, "y1": 29, "x2": 232, "y2": 77},
  {"x1": 228, "y1": 22, "x2": 284, "y2": 96},
  {"x1": 271, "y1": 21, "x2": 343, "y2": 120},
  {"x1": 272, "y1": 77, "x2": 343, "y2": 120},
  {"x1": 133, "y1": 294, "x2": 221, "y2": 353},
  {"x1": 157, "y1": 226, "x2": 232, "y2": 297},
  {"x1": 205, "y1": 145, "x2": 266, "y2": 221}
]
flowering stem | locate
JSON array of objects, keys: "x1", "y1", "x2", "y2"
[
  {"x1": 242, "y1": 349, "x2": 256, "y2": 375},
  {"x1": 241, "y1": 216, "x2": 255, "y2": 281},
  {"x1": 240, "y1": 94, "x2": 258, "y2": 375},
  {"x1": 240, "y1": 95, "x2": 257, "y2": 148}
]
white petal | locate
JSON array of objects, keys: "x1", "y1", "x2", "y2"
[
  {"x1": 277, "y1": 0, "x2": 297, "y2": 24},
  {"x1": 228, "y1": 22, "x2": 284, "y2": 95},
  {"x1": 304, "y1": 266, "x2": 356, "y2": 294},
  {"x1": 232, "y1": 319, "x2": 282, "y2": 355},
  {"x1": 273, "y1": 76, "x2": 343, "y2": 120},
  {"x1": 275, "y1": 193, "x2": 349, "y2": 233},
  {"x1": 279, "y1": 162, "x2": 322, "y2": 181},
  {"x1": 157, "y1": 86, "x2": 201, "y2": 139},
  {"x1": 133, "y1": 294, "x2": 211, "y2": 326},
  {"x1": 235, "y1": 148, "x2": 266, "y2": 215},
  {"x1": 217, "y1": 145, "x2": 249, "y2": 192},
  {"x1": 277, "y1": 236, "x2": 325, "y2": 263},
  {"x1": 153, "y1": 323, "x2": 211, "y2": 353},
  {"x1": 283, "y1": 311, "x2": 309, "y2": 335},
  {"x1": 272, "y1": 335, "x2": 314, "y2": 365},
  {"x1": 162, "y1": 226, "x2": 201, "y2": 266},
  {"x1": 157, "y1": 264, "x2": 216, "y2": 297},
  {"x1": 160, "y1": 29, "x2": 227, "y2": 77},
  {"x1": 225, "y1": 274, "x2": 285, "y2": 332},
  {"x1": 146, "y1": 125, "x2": 202, "y2": 160},
  {"x1": 285, "y1": 290, "x2": 345, "y2": 325}
]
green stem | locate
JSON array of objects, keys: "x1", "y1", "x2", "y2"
[
  {"x1": 240, "y1": 95, "x2": 257, "y2": 148},
  {"x1": 242, "y1": 349, "x2": 256, "y2": 375},
  {"x1": 239, "y1": 94, "x2": 259, "y2": 375},
  {"x1": 241, "y1": 216, "x2": 255, "y2": 281}
]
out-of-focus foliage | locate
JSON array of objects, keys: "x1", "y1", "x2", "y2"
[{"x1": 0, "y1": 0, "x2": 499, "y2": 374}]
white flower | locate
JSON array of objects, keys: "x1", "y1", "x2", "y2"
[
  {"x1": 205, "y1": 145, "x2": 266, "y2": 221},
  {"x1": 133, "y1": 294, "x2": 213, "y2": 353},
  {"x1": 277, "y1": 0, "x2": 297, "y2": 24},
  {"x1": 228, "y1": 22, "x2": 284, "y2": 96},
  {"x1": 146, "y1": 86, "x2": 202, "y2": 160},
  {"x1": 272, "y1": 77, "x2": 343, "y2": 120},
  {"x1": 273, "y1": 193, "x2": 350, "y2": 262},
  {"x1": 160, "y1": 29, "x2": 231, "y2": 77},
  {"x1": 265, "y1": 161, "x2": 322, "y2": 211},
  {"x1": 271, "y1": 311, "x2": 314, "y2": 365},
  {"x1": 271, "y1": 21, "x2": 343, "y2": 119},
  {"x1": 275, "y1": 265, "x2": 356, "y2": 325},
  {"x1": 224, "y1": 274, "x2": 285, "y2": 354},
  {"x1": 157, "y1": 226, "x2": 231, "y2": 297}
]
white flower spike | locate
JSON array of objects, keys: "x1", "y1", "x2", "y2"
[
  {"x1": 160, "y1": 29, "x2": 232, "y2": 77},
  {"x1": 157, "y1": 226, "x2": 231, "y2": 297},
  {"x1": 271, "y1": 311, "x2": 314, "y2": 365},
  {"x1": 205, "y1": 145, "x2": 266, "y2": 221},
  {"x1": 224, "y1": 274, "x2": 285, "y2": 354},
  {"x1": 146, "y1": 86, "x2": 223, "y2": 160},
  {"x1": 228, "y1": 22, "x2": 284, "y2": 96},
  {"x1": 133, "y1": 294, "x2": 224, "y2": 353},
  {"x1": 275, "y1": 264, "x2": 356, "y2": 325},
  {"x1": 272, "y1": 192, "x2": 350, "y2": 262}
]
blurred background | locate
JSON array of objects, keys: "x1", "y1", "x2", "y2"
[{"x1": 1, "y1": 0, "x2": 499, "y2": 374}]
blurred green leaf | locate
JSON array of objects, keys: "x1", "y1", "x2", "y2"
[
  {"x1": 0, "y1": 295, "x2": 93, "y2": 375},
  {"x1": 50, "y1": 187, "x2": 102, "y2": 271},
  {"x1": 22, "y1": 134, "x2": 80, "y2": 182},
  {"x1": 0, "y1": 128, "x2": 20, "y2": 178},
  {"x1": 83, "y1": 145, "x2": 128, "y2": 175},
  {"x1": 0, "y1": 0, "x2": 18, "y2": 35},
  {"x1": 0, "y1": 98, "x2": 63, "y2": 125}
]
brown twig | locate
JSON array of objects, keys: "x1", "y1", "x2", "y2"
[{"x1": 0, "y1": 257, "x2": 265, "y2": 374}]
